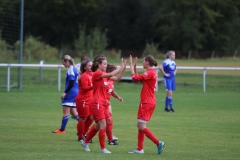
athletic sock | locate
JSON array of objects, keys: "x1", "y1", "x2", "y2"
[
  {"x1": 60, "y1": 115, "x2": 69, "y2": 131},
  {"x1": 99, "y1": 129, "x2": 106, "y2": 149},
  {"x1": 142, "y1": 128, "x2": 159, "y2": 146},
  {"x1": 137, "y1": 130, "x2": 144, "y2": 150},
  {"x1": 168, "y1": 97, "x2": 173, "y2": 109},
  {"x1": 165, "y1": 97, "x2": 168, "y2": 109},
  {"x1": 77, "y1": 120, "x2": 85, "y2": 139},
  {"x1": 106, "y1": 123, "x2": 113, "y2": 142},
  {"x1": 84, "y1": 124, "x2": 98, "y2": 143},
  {"x1": 84, "y1": 117, "x2": 93, "y2": 134},
  {"x1": 75, "y1": 115, "x2": 79, "y2": 121}
]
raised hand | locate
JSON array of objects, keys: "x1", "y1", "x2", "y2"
[
  {"x1": 121, "y1": 58, "x2": 127, "y2": 70},
  {"x1": 129, "y1": 55, "x2": 133, "y2": 65},
  {"x1": 133, "y1": 57, "x2": 138, "y2": 67}
]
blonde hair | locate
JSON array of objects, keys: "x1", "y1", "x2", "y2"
[
  {"x1": 62, "y1": 55, "x2": 76, "y2": 66},
  {"x1": 165, "y1": 50, "x2": 175, "y2": 59}
]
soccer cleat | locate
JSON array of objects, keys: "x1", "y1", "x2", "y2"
[
  {"x1": 112, "y1": 135, "x2": 118, "y2": 141},
  {"x1": 52, "y1": 129, "x2": 66, "y2": 134},
  {"x1": 129, "y1": 149, "x2": 144, "y2": 154},
  {"x1": 78, "y1": 138, "x2": 84, "y2": 142},
  {"x1": 165, "y1": 108, "x2": 170, "y2": 112},
  {"x1": 157, "y1": 141, "x2": 164, "y2": 154},
  {"x1": 108, "y1": 140, "x2": 118, "y2": 145},
  {"x1": 81, "y1": 141, "x2": 90, "y2": 151},
  {"x1": 101, "y1": 148, "x2": 111, "y2": 153},
  {"x1": 84, "y1": 134, "x2": 93, "y2": 143},
  {"x1": 170, "y1": 108, "x2": 175, "y2": 112}
]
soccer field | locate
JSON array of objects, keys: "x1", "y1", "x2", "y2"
[{"x1": 0, "y1": 81, "x2": 240, "y2": 160}]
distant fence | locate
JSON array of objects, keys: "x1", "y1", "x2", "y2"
[{"x1": 0, "y1": 63, "x2": 240, "y2": 92}]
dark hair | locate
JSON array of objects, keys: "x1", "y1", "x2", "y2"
[
  {"x1": 144, "y1": 55, "x2": 158, "y2": 67},
  {"x1": 91, "y1": 54, "x2": 107, "y2": 72},
  {"x1": 81, "y1": 56, "x2": 90, "y2": 62},
  {"x1": 106, "y1": 64, "x2": 117, "y2": 73},
  {"x1": 80, "y1": 60, "x2": 91, "y2": 74}
]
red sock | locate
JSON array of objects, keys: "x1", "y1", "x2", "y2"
[
  {"x1": 106, "y1": 123, "x2": 113, "y2": 142},
  {"x1": 137, "y1": 130, "x2": 144, "y2": 150},
  {"x1": 84, "y1": 117, "x2": 93, "y2": 134},
  {"x1": 98, "y1": 129, "x2": 106, "y2": 149},
  {"x1": 77, "y1": 120, "x2": 85, "y2": 139},
  {"x1": 142, "y1": 128, "x2": 159, "y2": 146},
  {"x1": 84, "y1": 124, "x2": 98, "y2": 143}
]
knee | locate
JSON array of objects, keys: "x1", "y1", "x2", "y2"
[{"x1": 106, "y1": 117, "x2": 112, "y2": 124}]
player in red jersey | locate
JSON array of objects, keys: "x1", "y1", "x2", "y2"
[
  {"x1": 76, "y1": 59, "x2": 94, "y2": 142},
  {"x1": 105, "y1": 64, "x2": 123, "y2": 145},
  {"x1": 81, "y1": 54, "x2": 126, "y2": 153},
  {"x1": 128, "y1": 55, "x2": 165, "y2": 155}
]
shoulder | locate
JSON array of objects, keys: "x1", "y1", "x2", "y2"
[
  {"x1": 75, "y1": 63, "x2": 81, "y2": 71},
  {"x1": 81, "y1": 72, "x2": 87, "y2": 77},
  {"x1": 148, "y1": 69, "x2": 156, "y2": 76},
  {"x1": 93, "y1": 71, "x2": 103, "y2": 78},
  {"x1": 162, "y1": 59, "x2": 171, "y2": 65}
]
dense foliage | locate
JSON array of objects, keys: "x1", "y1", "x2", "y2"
[{"x1": 0, "y1": 0, "x2": 240, "y2": 58}]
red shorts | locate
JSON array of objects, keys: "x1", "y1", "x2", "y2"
[
  {"x1": 76, "y1": 99, "x2": 90, "y2": 118},
  {"x1": 90, "y1": 102, "x2": 110, "y2": 122},
  {"x1": 137, "y1": 103, "x2": 155, "y2": 121}
]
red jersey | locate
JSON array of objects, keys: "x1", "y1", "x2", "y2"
[
  {"x1": 91, "y1": 71, "x2": 109, "y2": 104},
  {"x1": 76, "y1": 72, "x2": 93, "y2": 104},
  {"x1": 106, "y1": 80, "x2": 114, "y2": 100},
  {"x1": 132, "y1": 68, "x2": 157, "y2": 104}
]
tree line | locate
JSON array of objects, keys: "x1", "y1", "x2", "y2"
[{"x1": 1, "y1": 0, "x2": 240, "y2": 58}]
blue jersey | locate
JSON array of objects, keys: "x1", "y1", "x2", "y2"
[
  {"x1": 162, "y1": 59, "x2": 176, "y2": 78},
  {"x1": 62, "y1": 65, "x2": 79, "y2": 106}
]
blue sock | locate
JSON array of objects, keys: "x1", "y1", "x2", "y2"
[
  {"x1": 60, "y1": 115, "x2": 69, "y2": 131},
  {"x1": 75, "y1": 115, "x2": 79, "y2": 121},
  {"x1": 165, "y1": 97, "x2": 168, "y2": 109},
  {"x1": 168, "y1": 97, "x2": 173, "y2": 109}
]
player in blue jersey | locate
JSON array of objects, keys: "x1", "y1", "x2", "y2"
[
  {"x1": 52, "y1": 55, "x2": 79, "y2": 134},
  {"x1": 159, "y1": 51, "x2": 177, "y2": 112}
]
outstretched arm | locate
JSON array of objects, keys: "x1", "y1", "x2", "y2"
[
  {"x1": 133, "y1": 57, "x2": 138, "y2": 75},
  {"x1": 129, "y1": 55, "x2": 136, "y2": 75}
]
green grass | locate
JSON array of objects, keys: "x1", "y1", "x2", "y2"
[
  {"x1": 0, "y1": 82, "x2": 240, "y2": 160},
  {"x1": 0, "y1": 59, "x2": 240, "y2": 159}
]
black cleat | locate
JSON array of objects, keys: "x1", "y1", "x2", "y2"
[
  {"x1": 108, "y1": 140, "x2": 118, "y2": 145},
  {"x1": 170, "y1": 108, "x2": 175, "y2": 112},
  {"x1": 165, "y1": 108, "x2": 170, "y2": 112},
  {"x1": 78, "y1": 138, "x2": 84, "y2": 142}
]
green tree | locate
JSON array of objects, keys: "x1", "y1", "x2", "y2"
[
  {"x1": 152, "y1": 0, "x2": 240, "y2": 55},
  {"x1": 24, "y1": 0, "x2": 107, "y2": 49}
]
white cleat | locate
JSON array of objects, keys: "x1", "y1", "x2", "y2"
[
  {"x1": 101, "y1": 148, "x2": 111, "y2": 153},
  {"x1": 81, "y1": 141, "x2": 90, "y2": 151},
  {"x1": 129, "y1": 149, "x2": 144, "y2": 154},
  {"x1": 112, "y1": 135, "x2": 118, "y2": 141}
]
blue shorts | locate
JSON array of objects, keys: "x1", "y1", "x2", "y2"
[
  {"x1": 61, "y1": 93, "x2": 77, "y2": 107},
  {"x1": 164, "y1": 77, "x2": 176, "y2": 91}
]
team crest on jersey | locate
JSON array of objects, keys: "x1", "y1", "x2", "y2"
[
  {"x1": 144, "y1": 72, "x2": 148, "y2": 76},
  {"x1": 104, "y1": 81, "x2": 108, "y2": 86}
]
